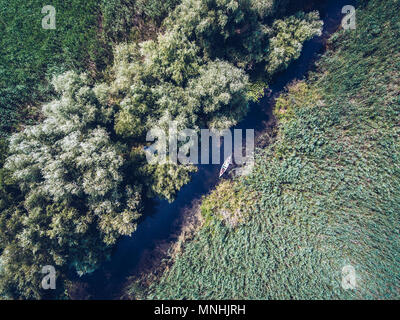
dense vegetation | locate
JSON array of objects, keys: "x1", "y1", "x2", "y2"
[
  {"x1": 0, "y1": 0, "x2": 324, "y2": 298},
  {"x1": 0, "y1": 1, "x2": 101, "y2": 136},
  {"x1": 138, "y1": 0, "x2": 400, "y2": 299},
  {"x1": 0, "y1": 0, "x2": 178, "y2": 137}
]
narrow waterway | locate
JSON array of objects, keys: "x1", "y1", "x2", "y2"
[{"x1": 79, "y1": 0, "x2": 356, "y2": 299}]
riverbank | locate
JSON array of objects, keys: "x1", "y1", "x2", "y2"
[
  {"x1": 121, "y1": 0, "x2": 366, "y2": 300},
  {"x1": 133, "y1": 0, "x2": 400, "y2": 299},
  {"x1": 61, "y1": 0, "x2": 342, "y2": 300}
]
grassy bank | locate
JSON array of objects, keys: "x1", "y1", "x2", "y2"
[{"x1": 136, "y1": 0, "x2": 400, "y2": 299}]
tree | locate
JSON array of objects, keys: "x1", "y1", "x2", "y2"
[
  {"x1": 0, "y1": 71, "x2": 146, "y2": 298},
  {"x1": 265, "y1": 11, "x2": 323, "y2": 75},
  {"x1": 164, "y1": 0, "x2": 272, "y2": 69},
  {"x1": 145, "y1": 162, "x2": 197, "y2": 202},
  {"x1": 188, "y1": 60, "x2": 249, "y2": 129},
  {"x1": 164, "y1": 0, "x2": 322, "y2": 76},
  {"x1": 5, "y1": 72, "x2": 142, "y2": 245},
  {"x1": 140, "y1": 31, "x2": 202, "y2": 86},
  {"x1": 136, "y1": 0, "x2": 181, "y2": 22},
  {"x1": 111, "y1": 1, "x2": 323, "y2": 137},
  {"x1": 0, "y1": 202, "x2": 111, "y2": 299}
]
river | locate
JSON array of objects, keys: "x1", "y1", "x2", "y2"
[{"x1": 76, "y1": 0, "x2": 357, "y2": 299}]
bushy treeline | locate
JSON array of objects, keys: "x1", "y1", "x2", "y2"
[
  {"x1": 112, "y1": 0, "x2": 322, "y2": 135},
  {"x1": 0, "y1": 0, "x2": 179, "y2": 137},
  {"x1": 142, "y1": 0, "x2": 400, "y2": 299},
  {"x1": 0, "y1": 0, "x2": 323, "y2": 298}
]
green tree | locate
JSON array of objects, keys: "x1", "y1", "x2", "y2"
[
  {"x1": 188, "y1": 60, "x2": 249, "y2": 129},
  {"x1": 266, "y1": 11, "x2": 323, "y2": 75},
  {"x1": 164, "y1": 0, "x2": 272, "y2": 69},
  {"x1": 4, "y1": 72, "x2": 142, "y2": 246},
  {"x1": 145, "y1": 162, "x2": 197, "y2": 202}
]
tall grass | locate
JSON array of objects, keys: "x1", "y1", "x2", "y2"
[{"x1": 0, "y1": 0, "x2": 111, "y2": 136}]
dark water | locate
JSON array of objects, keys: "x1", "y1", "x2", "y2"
[{"x1": 79, "y1": 0, "x2": 356, "y2": 299}]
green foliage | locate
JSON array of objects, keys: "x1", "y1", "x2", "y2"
[
  {"x1": 112, "y1": 0, "x2": 322, "y2": 137},
  {"x1": 136, "y1": 0, "x2": 181, "y2": 22},
  {"x1": 266, "y1": 11, "x2": 323, "y2": 74},
  {"x1": 165, "y1": 0, "x2": 273, "y2": 69},
  {"x1": 188, "y1": 60, "x2": 249, "y2": 129},
  {"x1": 0, "y1": 0, "x2": 180, "y2": 137},
  {"x1": 274, "y1": 80, "x2": 322, "y2": 123},
  {"x1": 165, "y1": 0, "x2": 321, "y2": 73},
  {"x1": 145, "y1": 162, "x2": 197, "y2": 202},
  {"x1": 0, "y1": 0, "x2": 112, "y2": 136},
  {"x1": 112, "y1": 43, "x2": 250, "y2": 137},
  {"x1": 0, "y1": 139, "x2": 100, "y2": 300},
  {"x1": 141, "y1": 31, "x2": 202, "y2": 87},
  {"x1": 0, "y1": 0, "x2": 325, "y2": 299},
  {"x1": 0, "y1": 201, "x2": 111, "y2": 299},
  {"x1": 101, "y1": 0, "x2": 138, "y2": 43},
  {"x1": 100, "y1": 0, "x2": 181, "y2": 43},
  {"x1": 144, "y1": 0, "x2": 400, "y2": 299},
  {"x1": 0, "y1": 72, "x2": 142, "y2": 298},
  {"x1": 128, "y1": 147, "x2": 198, "y2": 203},
  {"x1": 200, "y1": 180, "x2": 256, "y2": 228},
  {"x1": 5, "y1": 72, "x2": 142, "y2": 245},
  {"x1": 246, "y1": 80, "x2": 268, "y2": 103}
]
